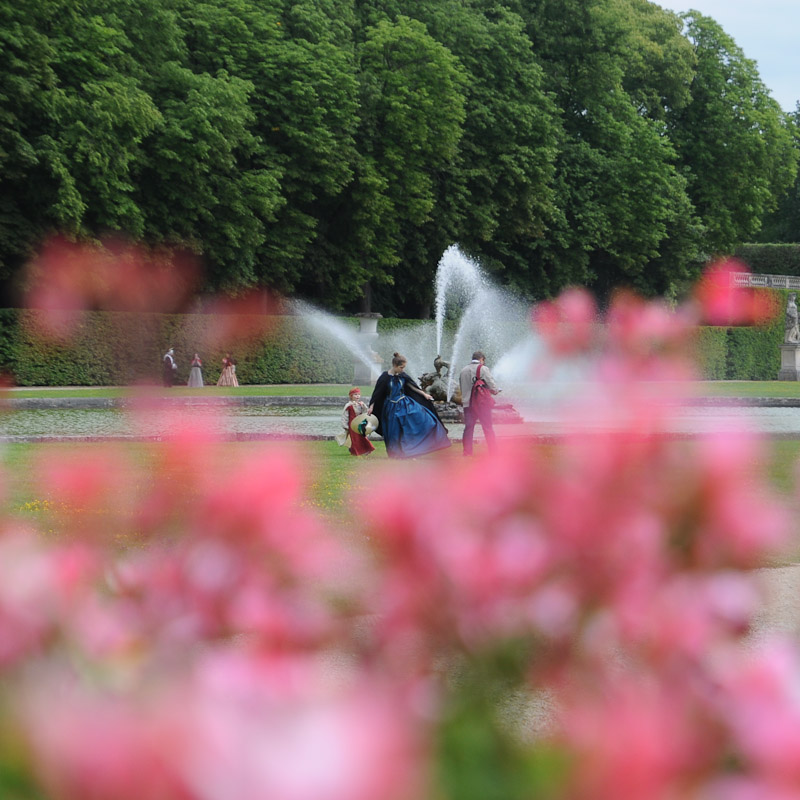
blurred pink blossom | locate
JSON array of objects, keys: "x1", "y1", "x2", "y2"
[
  {"x1": 693, "y1": 258, "x2": 776, "y2": 326},
  {"x1": 532, "y1": 287, "x2": 597, "y2": 355},
  {"x1": 22, "y1": 236, "x2": 200, "y2": 339}
]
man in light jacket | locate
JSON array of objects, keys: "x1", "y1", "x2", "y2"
[{"x1": 458, "y1": 350, "x2": 499, "y2": 456}]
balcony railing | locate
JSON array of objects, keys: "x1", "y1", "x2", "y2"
[{"x1": 731, "y1": 273, "x2": 800, "y2": 290}]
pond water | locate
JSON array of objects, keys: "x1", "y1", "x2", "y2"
[
  {"x1": 516, "y1": 404, "x2": 800, "y2": 437},
  {"x1": 2, "y1": 403, "x2": 800, "y2": 441}
]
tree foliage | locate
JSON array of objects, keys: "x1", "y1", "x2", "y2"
[
  {"x1": 668, "y1": 13, "x2": 797, "y2": 257},
  {"x1": 0, "y1": 0, "x2": 797, "y2": 312}
]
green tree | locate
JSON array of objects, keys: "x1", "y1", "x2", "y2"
[
  {"x1": 412, "y1": 1, "x2": 560, "y2": 303},
  {"x1": 510, "y1": 0, "x2": 701, "y2": 298},
  {"x1": 316, "y1": 14, "x2": 467, "y2": 312},
  {"x1": 349, "y1": 1, "x2": 559, "y2": 313},
  {"x1": 0, "y1": 0, "x2": 161, "y2": 282},
  {"x1": 758, "y1": 108, "x2": 800, "y2": 243},
  {"x1": 668, "y1": 12, "x2": 798, "y2": 255},
  {"x1": 170, "y1": 0, "x2": 360, "y2": 296},
  {"x1": 134, "y1": 61, "x2": 283, "y2": 291}
]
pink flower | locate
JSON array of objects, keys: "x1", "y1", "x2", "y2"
[
  {"x1": 20, "y1": 678, "x2": 191, "y2": 800},
  {"x1": 693, "y1": 259, "x2": 775, "y2": 326},
  {"x1": 532, "y1": 287, "x2": 597, "y2": 355},
  {"x1": 23, "y1": 236, "x2": 199, "y2": 327},
  {"x1": 176, "y1": 653, "x2": 430, "y2": 800},
  {"x1": 559, "y1": 677, "x2": 714, "y2": 800},
  {"x1": 0, "y1": 534, "x2": 99, "y2": 669},
  {"x1": 712, "y1": 640, "x2": 800, "y2": 784}
]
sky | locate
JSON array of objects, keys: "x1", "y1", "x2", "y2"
[{"x1": 656, "y1": 1, "x2": 799, "y2": 112}]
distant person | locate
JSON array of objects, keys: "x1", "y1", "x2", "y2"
[
  {"x1": 339, "y1": 387, "x2": 375, "y2": 456},
  {"x1": 187, "y1": 353, "x2": 204, "y2": 388},
  {"x1": 217, "y1": 353, "x2": 239, "y2": 387},
  {"x1": 368, "y1": 352, "x2": 450, "y2": 459},
  {"x1": 162, "y1": 348, "x2": 177, "y2": 388},
  {"x1": 459, "y1": 350, "x2": 500, "y2": 456}
]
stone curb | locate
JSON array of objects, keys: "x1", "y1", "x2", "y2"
[
  {"x1": 686, "y1": 397, "x2": 800, "y2": 408},
  {"x1": 0, "y1": 433, "x2": 335, "y2": 443}
]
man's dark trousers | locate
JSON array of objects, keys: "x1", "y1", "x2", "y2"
[{"x1": 462, "y1": 404, "x2": 496, "y2": 455}]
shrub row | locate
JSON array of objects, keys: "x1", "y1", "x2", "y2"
[
  {"x1": 734, "y1": 244, "x2": 800, "y2": 276},
  {"x1": 0, "y1": 306, "x2": 790, "y2": 386},
  {"x1": 691, "y1": 286, "x2": 786, "y2": 380},
  {"x1": 691, "y1": 326, "x2": 784, "y2": 380},
  {"x1": 0, "y1": 311, "x2": 433, "y2": 386}
]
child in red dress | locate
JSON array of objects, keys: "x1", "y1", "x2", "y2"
[{"x1": 340, "y1": 388, "x2": 375, "y2": 456}]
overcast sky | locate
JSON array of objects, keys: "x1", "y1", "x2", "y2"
[{"x1": 656, "y1": 1, "x2": 799, "y2": 112}]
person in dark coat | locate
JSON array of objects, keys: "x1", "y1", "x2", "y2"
[
  {"x1": 162, "y1": 348, "x2": 177, "y2": 387},
  {"x1": 368, "y1": 352, "x2": 450, "y2": 458}
]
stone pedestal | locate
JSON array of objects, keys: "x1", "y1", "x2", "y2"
[
  {"x1": 353, "y1": 313, "x2": 383, "y2": 385},
  {"x1": 778, "y1": 344, "x2": 800, "y2": 380}
]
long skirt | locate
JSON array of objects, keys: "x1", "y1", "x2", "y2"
[
  {"x1": 217, "y1": 365, "x2": 238, "y2": 387},
  {"x1": 382, "y1": 396, "x2": 450, "y2": 458},
  {"x1": 187, "y1": 366, "x2": 203, "y2": 388},
  {"x1": 349, "y1": 430, "x2": 375, "y2": 456}
]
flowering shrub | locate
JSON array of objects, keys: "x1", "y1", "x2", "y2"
[{"x1": 2, "y1": 263, "x2": 800, "y2": 799}]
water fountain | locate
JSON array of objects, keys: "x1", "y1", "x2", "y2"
[
  {"x1": 289, "y1": 299, "x2": 377, "y2": 383},
  {"x1": 353, "y1": 313, "x2": 383, "y2": 385},
  {"x1": 385, "y1": 246, "x2": 536, "y2": 389},
  {"x1": 291, "y1": 245, "x2": 545, "y2": 423}
]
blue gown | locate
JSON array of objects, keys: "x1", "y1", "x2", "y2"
[{"x1": 382, "y1": 374, "x2": 451, "y2": 458}]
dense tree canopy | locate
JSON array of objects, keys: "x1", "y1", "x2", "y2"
[
  {"x1": 758, "y1": 109, "x2": 800, "y2": 244},
  {"x1": 0, "y1": 0, "x2": 796, "y2": 314}
]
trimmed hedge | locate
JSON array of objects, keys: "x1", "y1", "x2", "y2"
[
  {"x1": 734, "y1": 244, "x2": 800, "y2": 276},
  {"x1": 691, "y1": 327, "x2": 728, "y2": 380},
  {"x1": 0, "y1": 310, "x2": 439, "y2": 386},
  {"x1": 725, "y1": 326, "x2": 780, "y2": 380},
  {"x1": 0, "y1": 302, "x2": 793, "y2": 385},
  {"x1": 722, "y1": 289, "x2": 785, "y2": 380}
]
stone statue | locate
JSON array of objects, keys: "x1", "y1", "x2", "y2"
[
  {"x1": 785, "y1": 293, "x2": 800, "y2": 344},
  {"x1": 419, "y1": 357, "x2": 461, "y2": 404}
]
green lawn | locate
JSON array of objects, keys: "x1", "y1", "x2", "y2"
[
  {"x1": 690, "y1": 381, "x2": 800, "y2": 398},
  {"x1": 4, "y1": 435, "x2": 799, "y2": 522},
  {"x1": 1, "y1": 439, "x2": 407, "y2": 537},
  {"x1": 7, "y1": 381, "x2": 800, "y2": 400}
]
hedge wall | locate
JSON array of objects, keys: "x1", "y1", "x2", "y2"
[
  {"x1": 0, "y1": 311, "x2": 437, "y2": 386},
  {"x1": 725, "y1": 289, "x2": 785, "y2": 380},
  {"x1": 734, "y1": 244, "x2": 800, "y2": 276},
  {"x1": 691, "y1": 328, "x2": 728, "y2": 380},
  {"x1": 0, "y1": 303, "x2": 792, "y2": 385}
]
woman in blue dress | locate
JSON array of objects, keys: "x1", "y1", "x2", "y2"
[{"x1": 368, "y1": 352, "x2": 451, "y2": 459}]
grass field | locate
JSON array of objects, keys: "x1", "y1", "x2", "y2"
[
  {"x1": 6, "y1": 381, "x2": 800, "y2": 400},
  {"x1": 4, "y1": 438, "x2": 800, "y2": 550},
  {"x1": 1, "y1": 439, "x2": 415, "y2": 538},
  {"x1": 690, "y1": 382, "x2": 800, "y2": 398}
]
